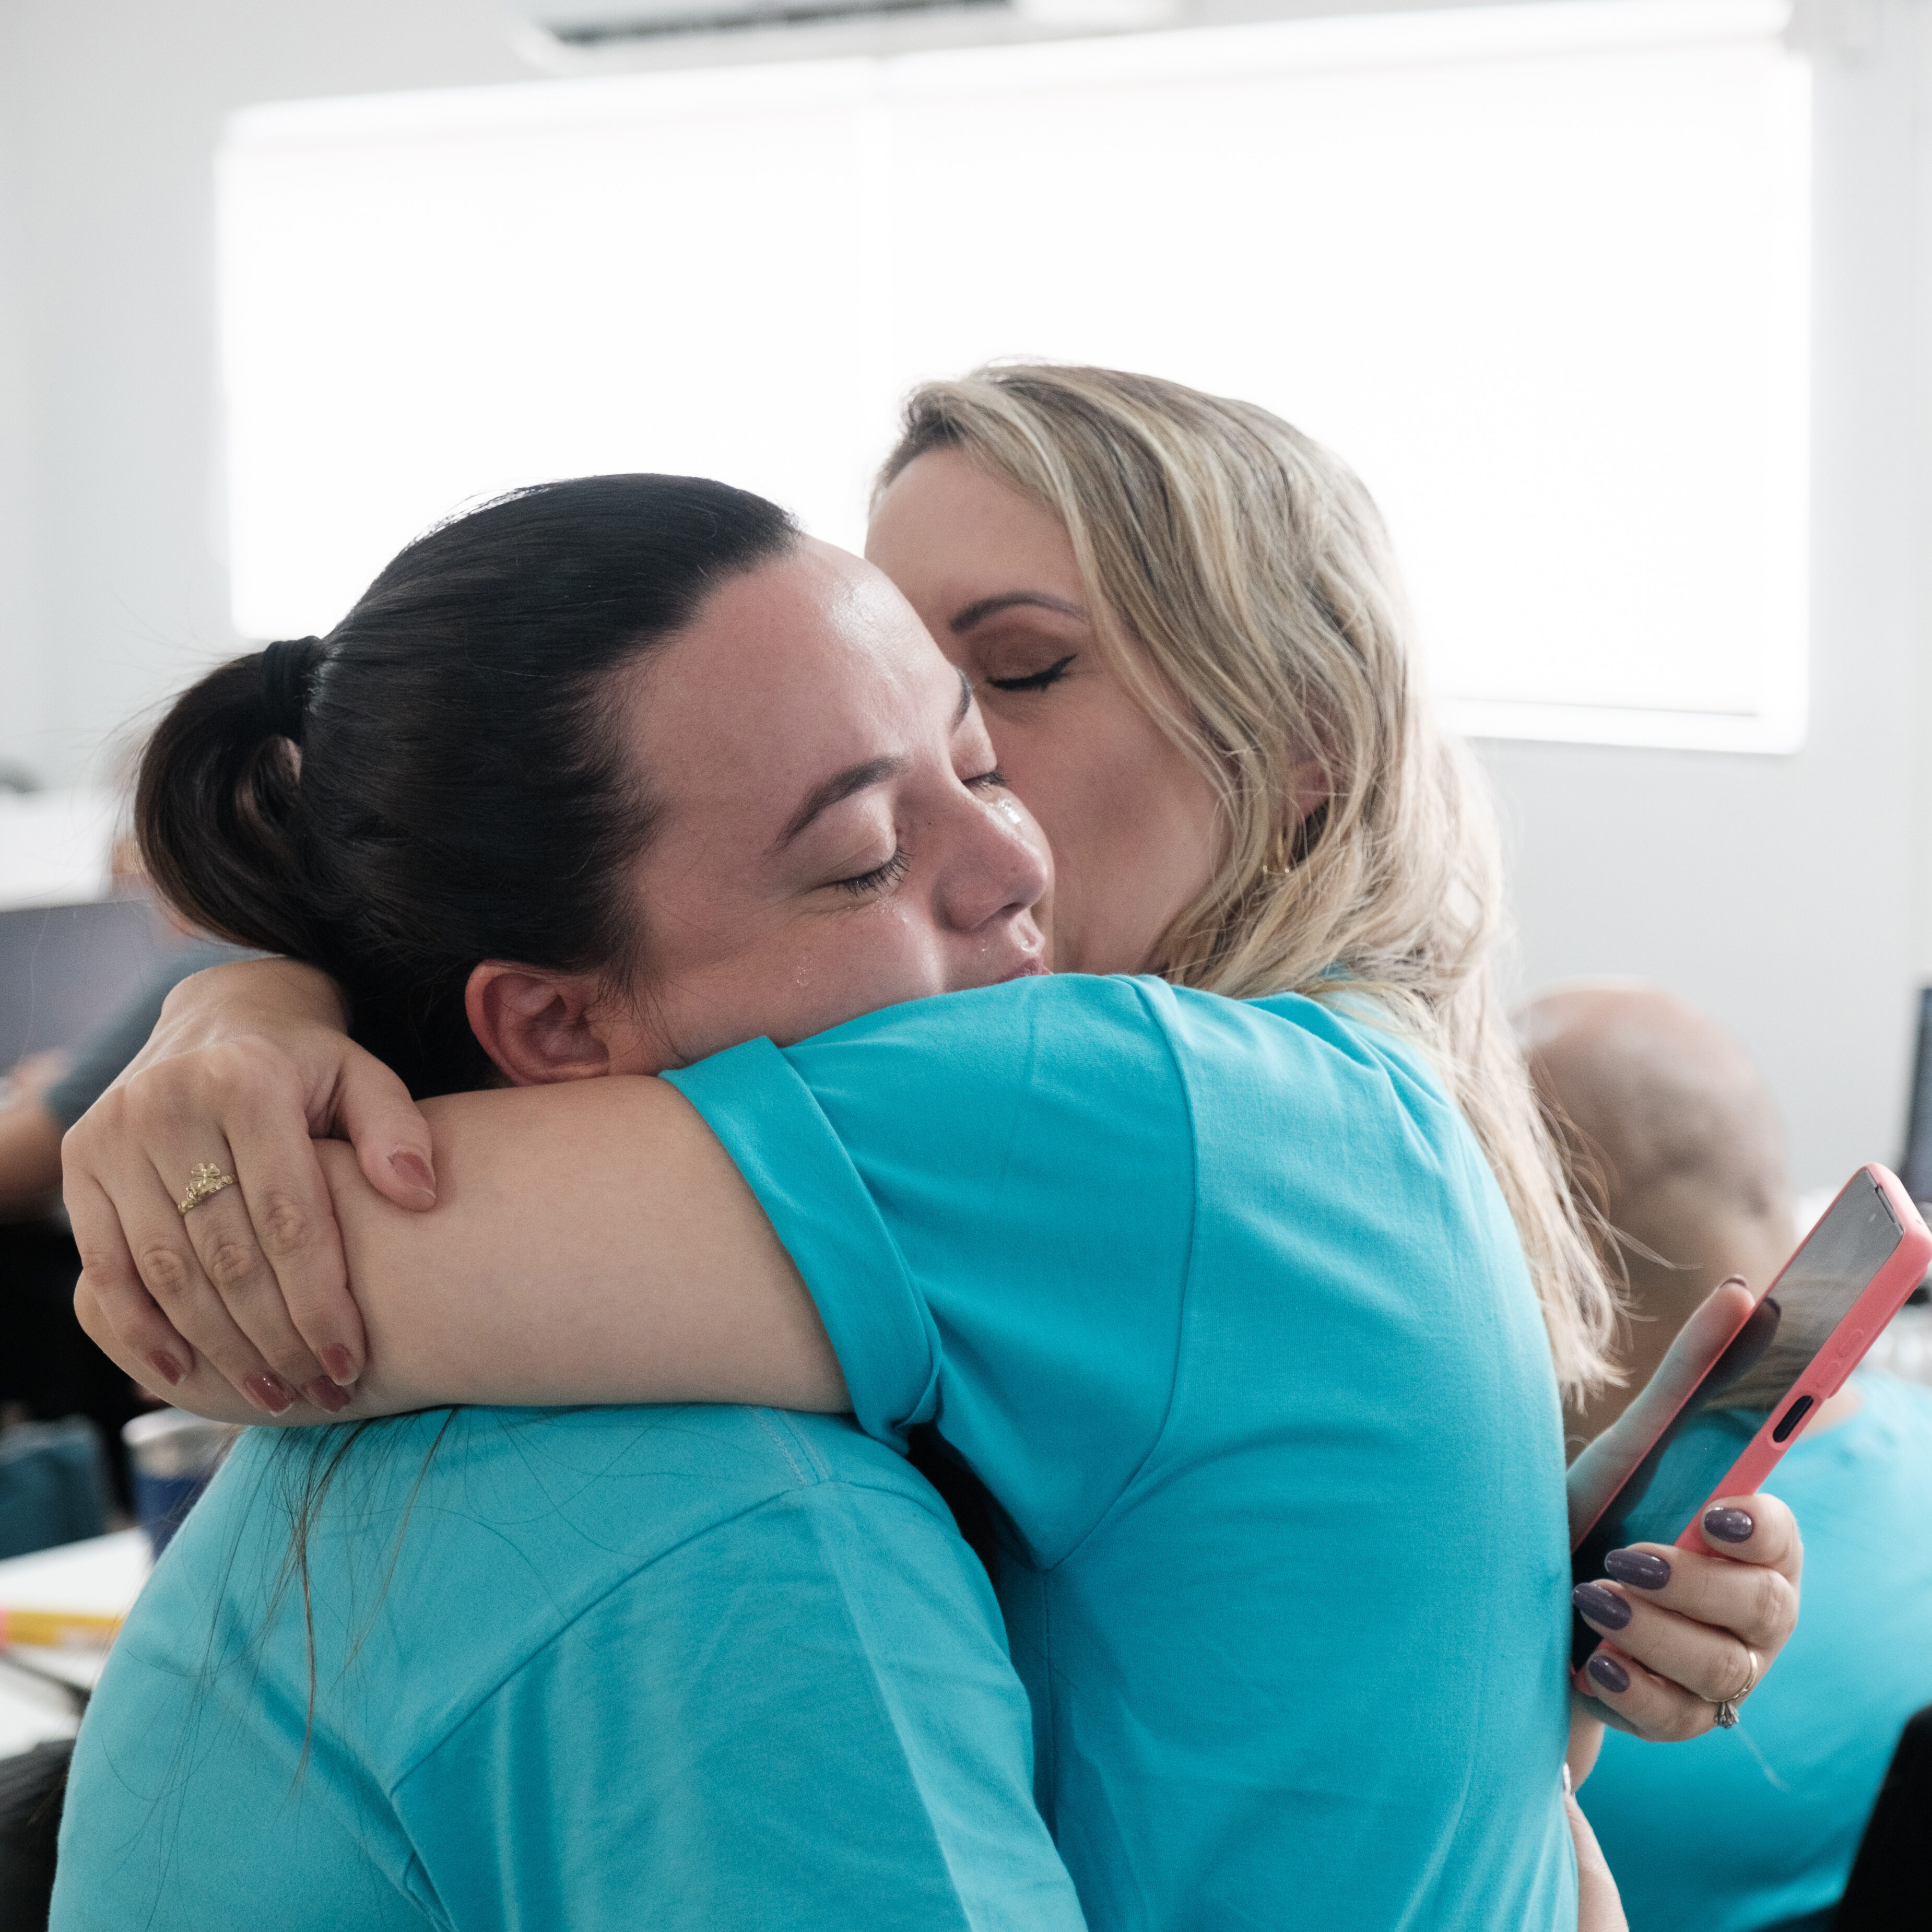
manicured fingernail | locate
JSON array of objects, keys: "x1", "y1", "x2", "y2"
[
  {"x1": 244, "y1": 1372, "x2": 294, "y2": 1415},
  {"x1": 392, "y1": 1151, "x2": 435, "y2": 1197},
  {"x1": 146, "y1": 1351, "x2": 184, "y2": 1388},
  {"x1": 320, "y1": 1344, "x2": 357, "y2": 1386},
  {"x1": 1586, "y1": 1652, "x2": 1631, "y2": 1694},
  {"x1": 1573, "y1": 1582, "x2": 1633, "y2": 1631},
  {"x1": 1703, "y1": 1507, "x2": 1755, "y2": 1544},
  {"x1": 304, "y1": 1377, "x2": 351, "y2": 1414},
  {"x1": 1604, "y1": 1548, "x2": 1672, "y2": 1591}
]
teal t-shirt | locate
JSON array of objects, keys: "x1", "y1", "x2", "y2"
[
  {"x1": 666, "y1": 973, "x2": 1577, "y2": 1931},
  {"x1": 1581, "y1": 1371, "x2": 1932, "y2": 1932},
  {"x1": 52, "y1": 1406, "x2": 1087, "y2": 1931}
]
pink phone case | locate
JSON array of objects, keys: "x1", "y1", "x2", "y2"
[{"x1": 1665, "y1": 1164, "x2": 1932, "y2": 1552}]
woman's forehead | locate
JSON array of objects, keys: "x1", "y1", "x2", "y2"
[{"x1": 621, "y1": 547, "x2": 961, "y2": 818}]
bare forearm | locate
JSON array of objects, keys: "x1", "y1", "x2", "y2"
[
  {"x1": 312, "y1": 1079, "x2": 843, "y2": 1417},
  {"x1": 80, "y1": 1075, "x2": 845, "y2": 1425}
]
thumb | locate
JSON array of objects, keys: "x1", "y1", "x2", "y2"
[
  {"x1": 1567, "y1": 1788, "x2": 1628, "y2": 1932},
  {"x1": 331, "y1": 1043, "x2": 438, "y2": 1209}
]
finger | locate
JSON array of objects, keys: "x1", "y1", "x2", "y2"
[
  {"x1": 66, "y1": 1171, "x2": 196, "y2": 1394},
  {"x1": 1690, "y1": 1491, "x2": 1804, "y2": 1584},
  {"x1": 1572, "y1": 1577, "x2": 1768, "y2": 1706},
  {"x1": 76, "y1": 1158, "x2": 300, "y2": 1417},
  {"x1": 1589, "y1": 1521, "x2": 1799, "y2": 1667},
  {"x1": 329, "y1": 1043, "x2": 437, "y2": 1210},
  {"x1": 220, "y1": 1073, "x2": 369, "y2": 1384},
  {"x1": 175, "y1": 1158, "x2": 350, "y2": 1412},
  {"x1": 1568, "y1": 1279, "x2": 1756, "y2": 1538},
  {"x1": 1566, "y1": 1791, "x2": 1629, "y2": 1932},
  {"x1": 1572, "y1": 1642, "x2": 1715, "y2": 1745}
]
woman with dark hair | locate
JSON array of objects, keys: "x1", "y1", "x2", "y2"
[
  {"x1": 67, "y1": 390, "x2": 1800, "y2": 1928},
  {"x1": 50, "y1": 476, "x2": 1088, "y2": 1931}
]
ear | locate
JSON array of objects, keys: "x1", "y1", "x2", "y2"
[
  {"x1": 465, "y1": 962, "x2": 618, "y2": 1087},
  {"x1": 1288, "y1": 755, "x2": 1330, "y2": 827}
]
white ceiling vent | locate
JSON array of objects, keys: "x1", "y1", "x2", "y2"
[
  {"x1": 507, "y1": 0, "x2": 1179, "y2": 68},
  {"x1": 535, "y1": 0, "x2": 1004, "y2": 43}
]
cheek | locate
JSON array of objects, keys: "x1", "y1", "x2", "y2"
[
  {"x1": 987, "y1": 701, "x2": 1161, "y2": 869},
  {"x1": 681, "y1": 910, "x2": 955, "y2": 1055}
]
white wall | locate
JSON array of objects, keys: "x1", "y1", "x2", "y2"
[
  {"x1": 0, "y1": 0, "x2": 1928, "y2": 1188},
  {"x1": 0, "y1": 9, "x2": 47, "y2": 780},
  {"x1": 1480, "y1": 0, "x2": 1932, "y2": 1189},
  {"x1": 0, "y1": 0, "x2": 528, "y2": 788}
]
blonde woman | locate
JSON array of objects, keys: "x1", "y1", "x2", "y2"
[{"x1": 69, "y1": 372, "x2": 1797, "y2": 1930}]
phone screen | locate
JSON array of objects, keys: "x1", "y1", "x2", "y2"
[{"x1": 1571, "y1": 1172, "x2": 1903, "y2": 1666}]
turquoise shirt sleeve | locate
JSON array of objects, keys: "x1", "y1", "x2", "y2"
[
  {"x1": 393, "y1": 1479, "x2": 1084, "y2": 1932},
  {"x1": 665, "y1": 976, "x2": 1195, "y2": 1566}
]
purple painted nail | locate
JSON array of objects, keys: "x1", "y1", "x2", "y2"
[
  {"x1": 1573, "y1": 1582, "x2": 1632, "y2": 1631},
  {"x1": 1703, "y1": 1507, "x2": 1755, "y2": 1545},
  {"x1": 1586, "y1": 1653, "x2": 1631, "y2": 1695},
  {"x1": 1604, "y1": 1548, "x2": 1672, "y2": 1591}
]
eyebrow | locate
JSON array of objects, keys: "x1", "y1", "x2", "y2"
[
  {"x1": 948, "y1": 591, "x2": 1088, "y2": 634},
  {"x1": 775, "y1": 755, "x2": 907, "y2": 850},
  {"x1": 773, "y1": 670, "x2": 976, "y2": 852}
]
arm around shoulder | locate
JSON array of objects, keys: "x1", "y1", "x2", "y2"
[{"x1": 323, "y1": 1077, "x2": 848, "y2": 1416}]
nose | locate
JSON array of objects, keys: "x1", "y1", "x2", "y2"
[{"x1": 935, "y1": 785, "x2": 1052, "y2": 942}]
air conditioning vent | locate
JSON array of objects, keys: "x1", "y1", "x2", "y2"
[{"x1": 543, "y1": 0, "x2": 1006, "y2": 44}]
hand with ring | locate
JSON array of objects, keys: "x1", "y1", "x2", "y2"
[
  {"x1": 63, "y1": 956, "x2": 439, "y2": 1418},
  {"x1": 1565, "y1": 1283, "x2": 1802, "y2": 1746},
  {"x1": 176, "y1": 1163, "x2": 237, "y2": 1216}
]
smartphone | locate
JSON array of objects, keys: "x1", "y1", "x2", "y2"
[{"x1": 1571, "y1": 1163, "x2": 1932, "y2": 1668}]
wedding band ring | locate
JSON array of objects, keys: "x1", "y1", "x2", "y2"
[
  {"x1": 176, "y1": 1163, "x2": 237, "y2": 1216},
  {"x1": 1711, "y1": 1646, "x2": 1761, "y2": 1729}
]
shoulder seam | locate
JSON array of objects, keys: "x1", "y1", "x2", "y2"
[
  {"x1": 386, "y1": 1477, "x2": 959, "y2": 1793},
  {"x1": 1042, "y1": 974, "x2": 1200, "y2": 1573}
]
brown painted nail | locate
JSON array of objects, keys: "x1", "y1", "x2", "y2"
[
  {"x1": 147, "y1": 1350, "x2": 184, "y2": 1387},
  {"x1": 243, "y1": 1372, "x2": 294, "y2": 1415},
  {"x1": 391, "y1": 1151, "x2": 435, "y2": 1197},
  {"x1": 304, "y1": 1376, "x2": 351, "y2": 1414},
  {"x1": 320, "y1": 1344, "x2": 357, "y2": 1386}
]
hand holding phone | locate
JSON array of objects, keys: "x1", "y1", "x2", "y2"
[{"x1": 1571, "y1": 1164, "x2": 1931, "y2": 1670}]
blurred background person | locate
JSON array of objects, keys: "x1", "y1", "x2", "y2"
[{"x1": 1522, "y1": 984, "x2": 1932, "y2": 1932}]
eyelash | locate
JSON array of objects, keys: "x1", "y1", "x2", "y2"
[
  {"x1": 985, "y1": 654, "x2": 1076, "y2": 693},
  {"x1": 834, "y1": 847, "x2": 912, "y2": 898}
]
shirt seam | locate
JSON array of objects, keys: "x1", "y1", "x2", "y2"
[
  {"x1": 751, "y1": 1407, "x2": 833, "y2": 1485},
  {"x1": 384, "y1": 1475, "x2": 962, "y2": 1794},
  {"x1": 1037, "y1": 973, "x2": 1201, "y2": 1575}
]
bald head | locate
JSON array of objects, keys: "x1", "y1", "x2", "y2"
[{"x1": 1521, "y1": 985, "x2": 1796, "y2": 1430}]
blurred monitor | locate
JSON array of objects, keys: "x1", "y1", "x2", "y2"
[{"x1": 0, "y1": 899, "x2": 170, "y2": 1071}]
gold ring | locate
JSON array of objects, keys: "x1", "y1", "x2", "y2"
[
  {"x1": 176, "y1": 1163, "x2": 237, "y2": 1216},
  {"x1": 1711, "y1": 1647, "x2": 1761, "y2": 1729}
]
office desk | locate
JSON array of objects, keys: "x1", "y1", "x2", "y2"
[{"x1": 0, "y1": 1529, "x2": 149, "y2": 1754}]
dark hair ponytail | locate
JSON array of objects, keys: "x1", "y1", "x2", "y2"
[
  {"x1": 136, "y1": 638, "x2": 324, "y2": 965},
  {"x1": 136, "y1": 476, "x2": 796, "y2": 1095}
]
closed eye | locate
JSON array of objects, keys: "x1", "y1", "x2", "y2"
[
  {"x1": 832, "y1": 847, "x2": 912, "y2": 897},
  {"x1": 985, "y1": 654, "x2": 1076, "y2": 693}
]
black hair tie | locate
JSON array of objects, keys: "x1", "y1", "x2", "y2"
[{"x1": 260, "y1": 637, "x2": 323, "y2": 745}]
